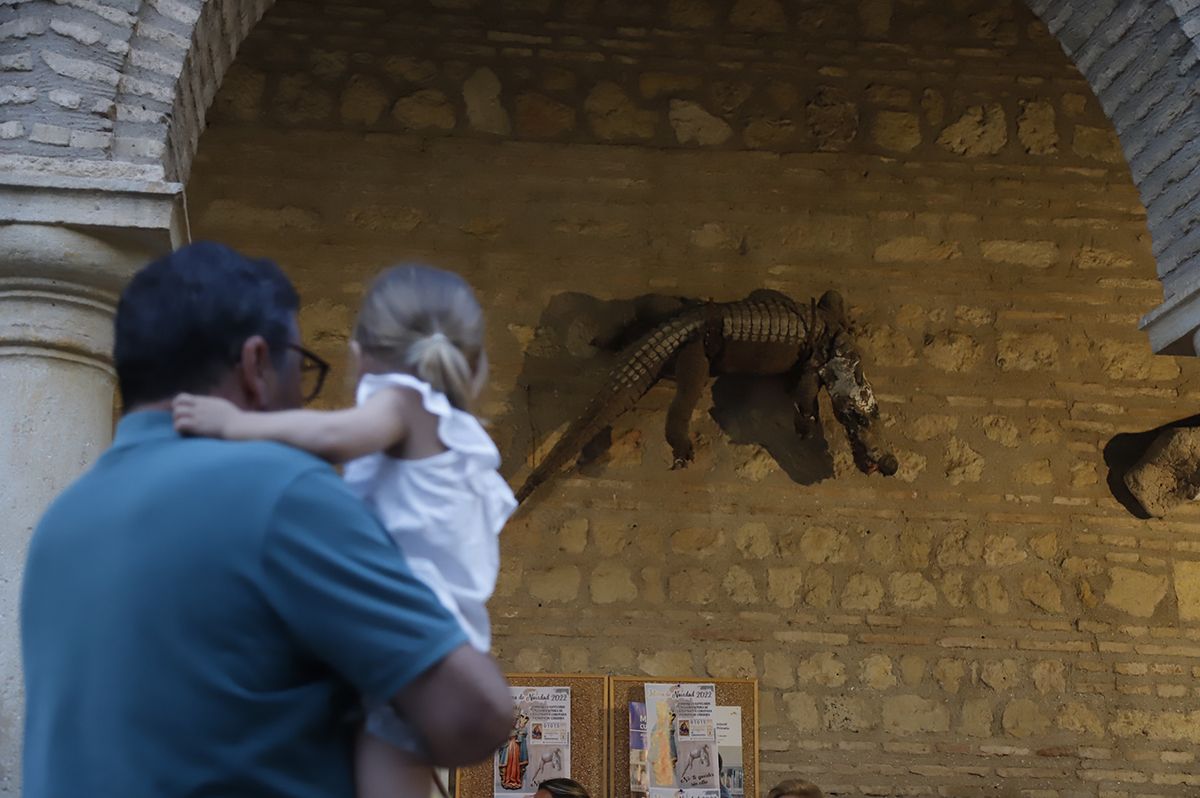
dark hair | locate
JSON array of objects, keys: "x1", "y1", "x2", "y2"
[
  {"x1": 767, "y1": 779, "x2": 823, "y2": 798},
  {"x1": 537, "y1": 778, "x2": 589, "y2": 798},
  {"x1": 114, "y1": 241, "x2": 299, "y2": 408}
]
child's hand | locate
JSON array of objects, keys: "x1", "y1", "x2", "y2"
[{"x1": 173, "y1": 393, "x2": 241, "y2": 438}]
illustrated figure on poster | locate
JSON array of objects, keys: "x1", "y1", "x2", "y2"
[
  {"x1": 680, "y1": 744, "x2": 711, "y2": 780},
  {"x1": 497, "y1": 711, "x2": 531, "y2": 790},
  {"x1": 650, "y1": 699, "x2": 677, "y2": 785},
  {"x1": 530, "y1": 747, "x2": 563, "y2": 783},
  {"x1": 679, "y1": 720, "x2": 690, "y2": 737}
]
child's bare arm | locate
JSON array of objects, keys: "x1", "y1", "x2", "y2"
[{"x1": 172, "y1": 390, "x2": 408, "y2": 464}]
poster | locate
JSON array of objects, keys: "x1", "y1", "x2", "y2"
[
  {"x1": 645, "y1": 683, "x2": 720, "y2": 798},
  {"x1": 494, "y1": 686, "x2": 571, "y2": 797},
  {"x1": 715, "y1": 706, "x2": 743, "y2": 798},
  {"x1": 629, "y1": 702, "x2": 649, "y2": 798}
]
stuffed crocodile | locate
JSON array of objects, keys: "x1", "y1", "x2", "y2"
[{"x1": 516, "y1": 288, "x2": 897, "y2": 502}]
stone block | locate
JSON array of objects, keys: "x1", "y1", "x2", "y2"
[
  {"x1": 841, "y1": 573, "x2": 884, "y2": 611},
  {"x1": 883, "y1": 695, "x2": 950, "y2": 734},
  {"x1": 1124, "y1": 428, "x2": 1200, "y2": 517},
  {"x1": 798, "y1": 652, "x2": 846, "y2": 687},
  {"x1": 585, "y1": 82, "x2": 656, "y2": 140},
  {"x1": 980, "y1": 239, "x2": 1059, "y2": 268},
  {"x1": 923, "y1": 331, "x2": 982, "y2": 372},
  {"x1": 669, "y1": 100, "x2": 732, "y2": 146},
  {"x1": 783, "y1": 692, "x2": 820, "y2": 732},
  {"x1": 973, "y1": 574, "x2": 1010, "y2": 614},
  {"x1": 1023, "y1": 572, "x2": 1065, "y2": 614},
  {"x1": 874, "y1": 235, "x2": 962, "y2": 262},
  {"x1": 806, "y1": 87, "x2": 858, "y2": 151},
  {"x1": 638, "y1": 649, "x2": 694, "y2": 676},
  {"x1": 996, "y1": 332, "x2": 1058, "y2": 371},
  {"x1": 706, "y1": 648, "x2": 756, "y2": 678},
  {"x1": 463, "y1": 67, "x2": 511, "y2": 135},
  {"x1": 722, "y1": 565, "x2": 758, "y2": 604},
  {"x1": 768, "y1": 567, "x2": 805, "y2": 608},
  {"x1": 1017, "y1": 99, "x2": 1058, "y2": 154},
  {"x1": 1104, "y1": 566, "x2": 1168, "y2": 617},
  {"x1": 937, "y1": 104, "x2": 1007, "y2": 156},
  {"x1": 889, "y1": 571, "x2": 938, "y2": 609},
  {"x1": 528, "y1": 565, "x2": 581, "y2": 602},
  {"x1": 0, "y1": 85, "x2": 35, "y2": 105},
  {"x1": 1174, "y1": 560, "x2": 1200, "y2": 621},
  {"x1": 1073, "y1": 125, "x2": 1123, "y2": 163},
  {"x1": 392, "y1": 89, "x2": 456, "y2": 130},
  {"x1": 29, "y1": 123, "x2": 70, "y2": 145},
  {"x1": 515, "y1": 92, "x2": 575, "y2": 138},
  {"x1": 340, "y1": 75, "x2": 389, "y2": 126},
  {"x1": 872, "y1": 110, "x2": 921, "y2": 152},
  {"x1": 590, "y1": 562, "x2": 636, "y2": 603},
  {"x1": 944, "y1": 438, "x2": 984, "y2": 484},
  {"x1": 0, "y1": 120, "x2": 24, "y2": 139},
  {"x1": 734, "y1": 522, "x2": 772, "y2": 559},
  {"x1": 0, "y1": 52, "x2": 33, "y2": 71},
  {"x1": 1002, "y1": 698, "x2": 1049, "y2": 738},
  {"x1": 860, "y1": 653, "x2": 897, "y2": 689}
]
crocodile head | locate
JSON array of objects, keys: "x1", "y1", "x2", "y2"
[{"x1": 816, "y1": 294, "x2": 898, "y2": 477}]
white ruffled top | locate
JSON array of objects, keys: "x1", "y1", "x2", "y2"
[{"x1": 342, "y1": 372, "x2": 516, "y2": 651}]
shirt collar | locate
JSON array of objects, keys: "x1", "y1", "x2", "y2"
[{"x1": 112, "y1": 411, "x2": 178, "y2": 448}]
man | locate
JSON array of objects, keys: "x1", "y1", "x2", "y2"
[{"x1": 20, "y1": 242, "x2": 513, "y2": 797}]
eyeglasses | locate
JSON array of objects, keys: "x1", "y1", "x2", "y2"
[{"x1": 287, "y1": 343, "x2": 330, "y2": 404}]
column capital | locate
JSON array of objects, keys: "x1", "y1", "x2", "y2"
[{"x1": 0, "y1": 223, "x2": 174, "y2": 374}]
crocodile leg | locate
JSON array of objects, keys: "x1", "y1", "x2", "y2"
[
  {"x1": 666, "y1": 337, "x2": 709, "y2": 469},
  {"x1": 790, "y1": 363, "x2": 821, "y2": 438}
]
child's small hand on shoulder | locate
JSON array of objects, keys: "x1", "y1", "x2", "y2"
[{"x1": 173, "y1": 393, "x2": 241, "y2": 438}]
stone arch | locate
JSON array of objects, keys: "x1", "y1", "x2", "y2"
[{"x1": 1027, "y1": 0, "x2": 1200, "y2": 353}]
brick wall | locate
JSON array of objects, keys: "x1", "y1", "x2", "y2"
[{"x1": 188, "y1": 1, "x2": 1200, "y2": 795}]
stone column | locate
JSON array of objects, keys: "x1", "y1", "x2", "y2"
[{"x1": 0, "y1": 223, "x2": 173, "y2": 792}]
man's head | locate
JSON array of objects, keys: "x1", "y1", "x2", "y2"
[
  {"x1": 767, "y1": 779, "x2": 824, "y2": 798},
  {"x1": 114, "y1": 241, "x2": 304, "y2": 413}
]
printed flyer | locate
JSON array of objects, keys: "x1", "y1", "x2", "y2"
[
  {"x1": 645, "y1": 683, "x2": 720, "y2": 798},
  {"x1": 715, "y1": 706, "x2": 744, "y2": 798},
  {"x1": 630, "y1": 702, "x2": 649, "y2": 798},
  {"x1": 494, "y1": 686, "x2": 571, "y2": 797}
]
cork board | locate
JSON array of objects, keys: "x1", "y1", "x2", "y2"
[
  {"x1": 609, "y1": 677, "x2": 758, "y2": 798},
  {"x1": 456, "y1": 673, "x2": 609, "y2": 798}
]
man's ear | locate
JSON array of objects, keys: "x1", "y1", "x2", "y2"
[{"x1": 236, "y1": 335, "x2": 273, "y2": 411}]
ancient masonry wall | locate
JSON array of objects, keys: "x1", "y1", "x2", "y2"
[{"x1": 188, "y1": 1, "x2": 1200, "y2": 795}]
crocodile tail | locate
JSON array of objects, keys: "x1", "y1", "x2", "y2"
[{"x1": 516, "y1": 308, "x2": 710, "y2": 503}]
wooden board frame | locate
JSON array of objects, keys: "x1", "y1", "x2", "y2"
[
  {"x1": 608, "y1": 677, "x2": 759, "y2": 798},
  {"x1": 455, "y1": 673, "x2": 609, "y2": 798}
]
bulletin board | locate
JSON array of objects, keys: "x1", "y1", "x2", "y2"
[
  {"x1": 455, "y1": 673, "x2": 609, "y2": 798},
  {"x1": 609, "y1": 677, "x2": 758, "y2": 798}
]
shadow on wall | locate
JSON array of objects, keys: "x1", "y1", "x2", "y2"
[
  {"x1": 1103, "y1": 413, "x2": 1200, "y2": 519},
  {"x1": 498, "y1": 291, "x2": 836, "y2": 491}
]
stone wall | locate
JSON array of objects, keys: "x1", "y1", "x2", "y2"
[{"x1": 188, "y1": 1, "x2": 1200, "y2": 795}]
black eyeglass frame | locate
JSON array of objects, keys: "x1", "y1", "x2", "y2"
[{"x1": 286, "y1": 342, "x2": 330, "y2": 404}]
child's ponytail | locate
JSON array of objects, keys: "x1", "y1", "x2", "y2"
[{"x1": 406, "y1": 331, "x2": 476, "y2": 412}]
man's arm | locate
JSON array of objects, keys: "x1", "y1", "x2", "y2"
[
  {"x1": 262, "y1": 469, "x2": 511, "y2": 764},
  {"x1": 392, "y1": 644, "x2": 514, "y2": 765},
  {"x1": 174, "y1": 390, "x2": 409, "y2": 463}
]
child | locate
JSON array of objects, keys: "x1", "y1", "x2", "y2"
[{"x1": 173, "y1": 264, "x2": 517, "y2": 798}]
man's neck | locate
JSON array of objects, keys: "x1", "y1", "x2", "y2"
[{"x1": 124, "y1": 400, "x2": 172, "y2": 415}]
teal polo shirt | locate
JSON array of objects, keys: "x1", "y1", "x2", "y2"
[{"x1": 21, "y1": 411, "x2": 467, "y2": 798}]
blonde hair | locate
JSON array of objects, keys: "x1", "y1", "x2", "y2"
[
  {"x1": 767, "y1": 779, "x2": 823, "y2": 798},
  {"x1": 353, "y1": 264, "x2": 485, "y2": 412}
]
